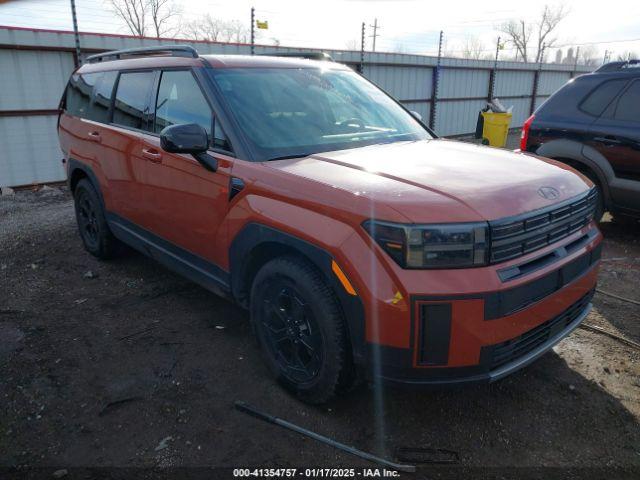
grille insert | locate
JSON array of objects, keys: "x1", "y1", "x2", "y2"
[
  {"x1": 487, "y1": 290, "x2": 593, "y2": 370},
  {"x1": 489, "y1": 189, "x2": 597, "y2": 263}
]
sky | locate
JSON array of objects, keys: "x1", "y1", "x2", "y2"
[{"x1": 1, "y1": 0, "x2": 639, "y2": 62}]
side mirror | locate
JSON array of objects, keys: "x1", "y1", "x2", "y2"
[
  {"x1": 410, "y1": 110, "x2": 423, "y2": 121},
  {"x1": 160, "y1": 123, "x2": 217, "y2": 172}
]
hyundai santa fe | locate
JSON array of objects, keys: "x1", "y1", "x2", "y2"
[{"x1": 58, "y1": 45, "x2": 602, "y2": 403}]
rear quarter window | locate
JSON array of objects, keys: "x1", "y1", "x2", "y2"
[
  {"x1": 579, "y1": 79, "x2": 628, "y2": 116},
  {"x1": 65, "y1": 73, "x2": 100, "y2": 118},
  {"x1": 610, "y1": 80, "x2": 640, "y2": 122},
  {"x1": 88, "y1": 71, "x2": 118, "y2": 123}
]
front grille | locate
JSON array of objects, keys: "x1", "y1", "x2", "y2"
[
  {"x1": 489, "y1": 189, "x2": 597, "y2": 263},
  {"x1": 487, "y1": 290, "x2": 593, "y2": 370}
]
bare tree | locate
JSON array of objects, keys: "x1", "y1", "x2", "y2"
[
  {"x1": 108, "y1": 0, "x2": 180, "y2": 38},
  {"x1": 221, "y1": 20, "x2": 250, "y2": 43},
  {"x1": 344, "y1": 39, "x2": 359, "y2": 51},
  {"x1": 460, "y1": 36, "x2": 487, "y2": 60},
  {"x1": 109, "y1": 0, "x2": 147, "y2": 36},
  {"x1": 186, "y1": 14, "x2": 225, "y2": 42},
  {"x1": 148, "y1": 0, "x2": 181, "y2": 38},
  {"x1": 616, "y1": 51, "x2": 639, "y2": 61},
  {"x1": 498, "y1": 4, "x2": 568, "y2": 63},
  {"x1": 578, "y1": 45, "x2": 599, "y2": 66}
]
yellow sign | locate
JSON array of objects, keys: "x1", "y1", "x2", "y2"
[{"x1": 256, "y1": 20, "x2": 269, "y2": 30}]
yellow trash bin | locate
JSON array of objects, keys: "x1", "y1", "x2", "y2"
[{"x1": 481, "y1": 111, "x2": 512, "y2": 148}]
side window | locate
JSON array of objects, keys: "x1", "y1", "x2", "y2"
[
  {"x1": 65, "y1": 73, "x2": 100, "y2": 118},
  {"x1": 154, "y1": 70, "x2": 213, "y2": 138},
  {"x1": 88, "y1": 71, "x2": 118, "y2": 123},
  {"x1": 613, "y1": 81, "x2": 640, "y2": 122},
  {"x1": 580, "y1": 79, "x2": 628, "y2": 117},
  {"x1": 113, "y1": 71, "x2": 155, "y2": 130}
]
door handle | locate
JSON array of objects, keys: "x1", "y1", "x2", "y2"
[
  {"x1": 142, "y1": 148, "x2": 162, "y2": 163},
  {"x1": 594, "y1": 136, "x2": 622, "y2": 145},
  {"x1": 87, "y1": 131, "x2": 102, "y2": 143}
]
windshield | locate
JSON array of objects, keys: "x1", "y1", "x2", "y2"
[{"x1": 208, "y1": 67, "x2": 432, "y2": 160}]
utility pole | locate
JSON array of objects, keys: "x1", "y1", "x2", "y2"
[
  {"x1": 369, "y1": 18, "x2": 380, "y2": 52},
  {"x1": 250, "y1": 7, "x2": 255, "y2": 55},
  {"x1": 69, "y1": 0, "x2": 82, "y2": 67},
  {"x1": 429, "y1": 30, "x2": 443, "y2": 131},
  {"x1": 531, "y1": 42, "x2": 544, "y2": 114},
  {"x1": 359, "y1": 22, "x2": 365, "y2": 73},
  {"x1": 574, "y1": 45, "x2": 580, "y2": 70},
  {"x1": 603, "y1": 50, "x2": 609, "y2": 64},
  {"x1": 488, "y1": 36, "x2": 500, "y2": 101}
]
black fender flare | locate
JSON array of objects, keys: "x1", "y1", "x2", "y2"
[
  {"x1": 229, "y1": 223, "x2": 366, "y2": 367},
  {"x1": 67, "y1": 158, "x2": 106, "y2": 210}
]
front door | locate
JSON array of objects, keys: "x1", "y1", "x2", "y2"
[{"x1": 139, "y1": 68, "x2": 233, "y2": 272}]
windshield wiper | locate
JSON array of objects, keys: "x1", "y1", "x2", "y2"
[{"x1": 266, "y1": 153, "x2": 315, "y2": 161}]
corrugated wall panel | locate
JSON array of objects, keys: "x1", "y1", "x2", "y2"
[
  {"x1": 364, "y1": 65, "x2": 432, "y2": 100},
  {"x1": 494, "y1": 70, "x2": 534, "y2": 97},
  {"x1": 538, "y1": 71, "x2": 572, "y2": 96},
  {"x1": 439, "y1": 68, "x2": 490, "y2": 98},
  {"x1": 0, "y1": 50, "x2": 74, "y2": 110},
  {"x1": 436, "y1": 99, "x2": 487, "y2": 136},
  {"x1": 0, "y1": 116, "x2": 64, "y2": 186}
]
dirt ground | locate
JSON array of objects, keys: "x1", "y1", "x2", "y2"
[{"x1": 1, "y1": 187, "x2": 640, "y2": 479}]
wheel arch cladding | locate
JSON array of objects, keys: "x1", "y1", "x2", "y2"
[
  {"x1": 536, "y1": 139, "x2": 611, "y2": 204},
  {"x1": 67, "y1": 159, "x2": 107, "y2": 210},
  {"x1": 229, "y1": 223, "x2": 367, "y2": 366}
]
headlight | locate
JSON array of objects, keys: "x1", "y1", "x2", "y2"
[{"x1": 363, "y1": 220, "x2": 488, "y2": 269}]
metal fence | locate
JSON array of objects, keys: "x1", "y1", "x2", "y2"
[{"x1": 0, "y1": 25, "x2": 592, "y2": 187}]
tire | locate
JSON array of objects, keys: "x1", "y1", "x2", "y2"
[
  {"x1": 73, "y1": 179, "x2": 119, "y2": 259},
  {"x1": 250, "y1": 255, "x2": 350, "y2": 404}
]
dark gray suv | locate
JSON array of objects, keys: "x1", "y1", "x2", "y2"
[{"x1": 520, "y1": 60, "x2": 640, "y2": 223}]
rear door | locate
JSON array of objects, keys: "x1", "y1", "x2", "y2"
[
  {"x1": 138, "y1": 68, "x2": 234, "y2": 270},
  {"x1": 589, "y1": 78, "x2": 640, "y2": 208},
  {"x1": 106, "y1": 70, "x2": 157, "y2": 227}
]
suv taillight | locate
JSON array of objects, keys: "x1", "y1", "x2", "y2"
[{"x1": 520, "y1": 114, "x2": 535, "y2": 151}]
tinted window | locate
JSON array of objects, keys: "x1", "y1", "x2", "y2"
[
  {"x1": 66, "y1": 73, "x2": 100, "y2": 118},
  {"x1": 613, "y1": 81, "x2": 640, "y2": 122},
  {"x1": 154, "y1": 71, "x2": 213, "y2": 137},
  {"x1": 113, "y1": 71, "x2": 155, "y2": 130},
  {"x1": 88, "y1": 71, "x2": 117, "y2": 123},
  {"x1": 580, "y1": 79, "x2": 627, "y2": 116}
]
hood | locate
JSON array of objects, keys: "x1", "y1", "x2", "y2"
[{"x1": 267, "y1": 139, "x2": 591, "y2": 223}]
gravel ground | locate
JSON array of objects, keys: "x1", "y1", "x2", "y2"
[{"x1": 1, "y1": 187, "x2": 639, "y2": 479}]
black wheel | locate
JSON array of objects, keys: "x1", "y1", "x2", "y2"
[
  {"x1": 250, "y1": 256, "x2": 350, "y2": 404},
  {"x1": 74, "y1": 179, "x2": 119, "y2": 259}
]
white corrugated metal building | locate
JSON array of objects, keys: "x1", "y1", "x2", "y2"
[{"x1": 0, "y1": 25, "x2": 591, "y2": 187}]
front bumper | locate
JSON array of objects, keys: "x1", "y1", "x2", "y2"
[
  {"x1": 364, "y1": 228, "x2": 601, "y2": 387},
  {"x1": 374, "y1": 290, "x2": 592, "y2": 387}
]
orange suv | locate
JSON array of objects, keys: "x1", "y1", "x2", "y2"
[{"x1": 58, "y1": 46, "x2": 602, "y2": 403}]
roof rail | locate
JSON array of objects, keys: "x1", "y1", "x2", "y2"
[
  {"x1": 258, "y1": 51, "x2": 334, "y2": 61},
  {"x1": 86, "y1": 45, "x2": 198, "y2": 63},
  {"x1": 595, "y1": 59, "x2": 640, "y2": 72}
]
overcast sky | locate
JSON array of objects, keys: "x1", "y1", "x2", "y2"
[{"x1": 1, "y1": 0, "x2": 639, "y2": 61}]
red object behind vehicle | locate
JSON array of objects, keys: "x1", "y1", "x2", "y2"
[{"x1": 520, "y1": 114, "x2": 535, "y2": 151}]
